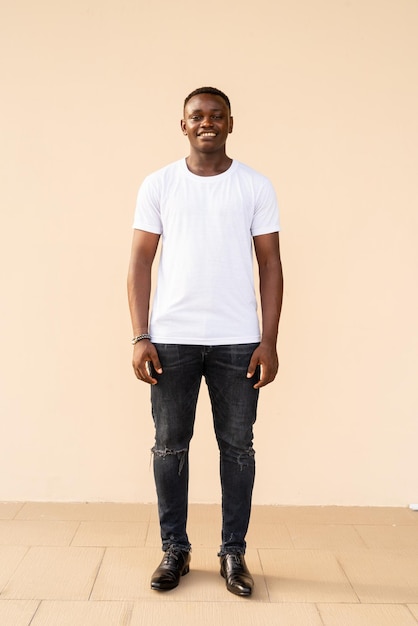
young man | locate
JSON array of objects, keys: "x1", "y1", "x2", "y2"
[{"x1": 127, "y1": 87, "x2": 283, "y2": 596}]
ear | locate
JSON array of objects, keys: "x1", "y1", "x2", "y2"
[
  {"x1": 229, "y1": 116, "x2": 234, "y2": 134},
  {"x1": 180, "y1": 119, "x2": 187, "y2": 135}
]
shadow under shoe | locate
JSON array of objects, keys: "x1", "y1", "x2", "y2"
[
  {"x1": 220, "y1": 553, "x2": 254, "y2": 597},
  {"x1": 151, "y1": 546, "x2": 191, "y2": 591}
]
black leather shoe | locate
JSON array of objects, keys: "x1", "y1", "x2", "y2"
[
  {"x1": 151, "y1": 546, "x2": 191, "y2": 591},
  {"x1": 220, "y1": 553, "x2": 254, "y2": 596}
]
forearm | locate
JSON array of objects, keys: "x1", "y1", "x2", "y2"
[
  {"x1": 127, "y1": 261, "x2": 152, "y2": 335},
  {"x1": 247, "y1": 251, "x2": 283, "y2": 388},
  {"x1": 259, "y1": 257, "x2": 283, "y2": 346},
  {"x1": 127, "y1": 230, "x2": 160, "y2": 336},
  {"x1": 128, "y1": 253, "x2": 162, "y2": 384}
]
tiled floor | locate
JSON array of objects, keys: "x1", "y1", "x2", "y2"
[{"x1": 0, "y1": 503, "x2": 418, "y2": 625}]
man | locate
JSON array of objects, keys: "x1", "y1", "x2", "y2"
[{"x1": 127, "y1": 86, "x2": 283, "y2": 596}]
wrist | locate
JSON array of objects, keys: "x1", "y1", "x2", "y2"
[
  {"x1": 260, "y1": 336, "x2": 277, "y2": 345},
  {"x1": 131, "y1": 333, "x2": 151, "y2": 345}
]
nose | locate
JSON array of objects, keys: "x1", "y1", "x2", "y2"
[{"x1": 201, "y1": 116, "x2": 214, "y2": 127}]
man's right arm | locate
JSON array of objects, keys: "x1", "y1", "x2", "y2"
[{"x1": 127, "y1": 229, "x2": 162, "y2": 384}]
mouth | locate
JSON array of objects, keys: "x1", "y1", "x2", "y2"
[{"x1": 198, "y1": 132, "x2": 217, "y2": 137}]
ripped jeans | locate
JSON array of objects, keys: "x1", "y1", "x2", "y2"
[{"x1": 150, "y1": 343, "x2": 260, "y2": 555}]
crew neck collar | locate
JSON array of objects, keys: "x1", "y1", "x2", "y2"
[{"x1": 182, "y1": 158, "x2": 237, "y2": 179}]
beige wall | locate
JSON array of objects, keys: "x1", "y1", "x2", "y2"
[{"x1": 1, "y1": 0, "x2": 417, "y2": 505}]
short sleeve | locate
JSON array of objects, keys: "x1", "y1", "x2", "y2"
[
  {"x1": 251, "y1": 177, "x2": 280, "y2": 236},
  {"x1": 132, "y1": 174, "x2": 163, "y2": 234}
]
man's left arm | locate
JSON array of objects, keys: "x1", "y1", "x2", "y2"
[{"x1": 247, "y1": 232, "x2": 283, "y2": 389}]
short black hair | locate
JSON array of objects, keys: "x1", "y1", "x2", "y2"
[{"x1": 184, "y1": 86, "x2": 231, "y2": 112}]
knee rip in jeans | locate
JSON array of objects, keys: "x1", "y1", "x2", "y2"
[
  {"x1": 235, "y1": 447, "x2": 255, "y2": 471},
  {"x1": 151, "y1": 446, "x2": 188, "y2": 476}
]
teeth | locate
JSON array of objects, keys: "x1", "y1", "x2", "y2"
[{"x1": 200, "y1": 132, "x2": 216, "y2": 137}]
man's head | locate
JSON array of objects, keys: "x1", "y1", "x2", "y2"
[
  {"x1": 184, "y1": 87, "x2": 231, "y2": 114},
  {"x1": 181, "y1": 87, "x2": 233, "y2": 154}
]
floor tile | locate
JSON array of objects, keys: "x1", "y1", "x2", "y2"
[
  {"x1": 318, "y1": 603, "x2": 418, "y2": 625},
  {"x1": 1, "y1": 546, "x2": 104, "y2": 600},
  {"x1": 0, "y1": 503, "x2": 24, "y2": 520},
  {"x1": 187, "y1": 504, "x2": 222, "y2": 524},
  {"x1": 354, "y1": 524, "x2": 418, "y2": 549},
  {"x1": 337, "y1": 549, "x2": 418, "y2": 603},
  {"x1": 259, "y1": 549, "x2": 359, "y2": 603},
  {"x1": 0, "y1": 546, "x2": 28, "y2": 590},
  {"x1": 148, "y1": 505, "x2": 159, "y2": 522},
  {"x1": 147, "y1": 517, "x2": 294, "y2": 550},
  {"x1": 143, "y1": 522, "x2": 161, "y2": 547},
  {"x1": 130, "y1": 601, "x2": 323, "y2": 625},
  {"x1": 0, "y1": 600, "x2": 39, "y2": 626},
  {"x1": 90, "y1": 547, "x2": 166, "y2": 601},
  {"x1": 31, "y1": 600, "x2": 134, "y2": 625},
  {"x1": 246, "y1": 523, "x2": 294, "y2": 549},
  {"x1": 91, "y1": 547, "x2": 268, "y2": 602},
  {"x1": 408, "y1": 605, "x2": 418, "y2": 620},
  {"x1": 0, "y1": 520, "x2": 78, "y2": 546},
  {"x1": 287, "y1": 524, "x2": 366, "y2": 550},
  {"x1": 145, "y1": 520, "x2": 221, "y2": 549},
  {"x1": 2, "y1": 503, "x2": 418, "y2": 620},
  {"x1": 251, "y1": 506, "x2": 418, "y2": 526},
  {"x1": 16, "y1": 503, "x2": 153, "y2": 522},
  {"x1": 71, "y1": 521, "x2": 148, "y2": 547}
]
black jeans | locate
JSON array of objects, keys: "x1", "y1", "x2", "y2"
[{"x1": 150, "y1": 343, "x2": 260, "y2": 555}]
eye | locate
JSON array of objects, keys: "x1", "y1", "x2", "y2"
[{"x1": 190, "y1": 115, "x2": 202, "y2": 121}]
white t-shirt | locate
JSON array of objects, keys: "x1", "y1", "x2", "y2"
[{"x1": 133, "y1": 159, "x2": 280, "y2": 345}]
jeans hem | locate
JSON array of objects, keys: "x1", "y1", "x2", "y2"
[
  {"x1": 218, "y1": 547, "x2": 246, "y2": 557},
  {"x1": 162, "y1": 542, "x2": 192, "y2": 553}
]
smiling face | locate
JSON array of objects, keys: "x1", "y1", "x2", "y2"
[{"x1": 181, "y1": 93, "x2": 233, "y2": 154}]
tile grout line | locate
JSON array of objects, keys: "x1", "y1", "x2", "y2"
[
  {"x1": 88, "y1": 547, "x2": 107, "y2": 601},
  {"x1": 27, "y1": 599, "x2": 42, "y2": 625},
  {"x1": 143, "y1": 520, "x2": 152, "y2": 549},
  {"x1": 284, "y1": 522, "x2": 296, "y2": 549},
  {"x1": 255, "y1": 548, "x2": 272, "y2": 603},
  {"x1": 314, "y1": 603, "x2": 326, "y2": 626},
  {"x1": 0, "y1": 545, "x2": 31, "y2": 598},
  {"x1": 69, "y1": 520, "x2": 82, "y2": 547},
  {"x1": 405, "y1": 604, "x2": 418, "y2": 625},
  {"x1": 334, "y1": 553, "x2": 362, "y2": 605},
  {"x1": 351, "y1": 523, "x2": 370, "y2": 549},
  {"x1": 12, "y1": 502, "x2": 27, "y2": 521}
]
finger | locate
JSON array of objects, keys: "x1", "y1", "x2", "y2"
[
  {"x1": 132, "y1": 362, "x2": 142, "y2": 380},
  {"x1": 246, "y1": 355, "x2": 259, "y2": 379},
  {"x1": 251, "y1": 364, "x2": 264, "y2": 389},
  {"x1": 142, "y1": 361, "x2": 158, "y2": 385},
  {"x1": 146, "y1": 360, "x2": 160, "y2": 385},
  {"x1": 253, "y1": 364, "x2": 278, "y2": 389},
  {"x1": 151, "y1": 354, "x2": 163, "y2": 375},
  {"x1": 133, "y1": 361, "x2": 157, "y2": 385}
]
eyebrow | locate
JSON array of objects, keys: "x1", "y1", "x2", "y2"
[{"x1": 188, "y1": 108, "x2": 224, "y2": 114}]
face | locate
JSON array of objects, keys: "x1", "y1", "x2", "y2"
[{"x1": 181, "y1": 93, "x2": 233, "y2": 153}]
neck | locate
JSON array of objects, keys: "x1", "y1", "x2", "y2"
[{"x1": 186, "y1": 151, "x2": 232, "y2": 177}]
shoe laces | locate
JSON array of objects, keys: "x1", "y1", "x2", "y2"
[
  {"x1": 229, "y1": 553, "x2": 243, "y2": 566},
  {"x1": 163, "y1": 546, "x2": 181, "y2": 565},
  {"x1": 221, "y1": 553, "x2": 243, "y2": 566}
]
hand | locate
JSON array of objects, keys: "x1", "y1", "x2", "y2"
[
  {"x1": 246, "y1": 342, "x2": 278, "y2": 389},
  {"x1": 132, "y1": 340, "x2": 162, "y2": 385}
]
